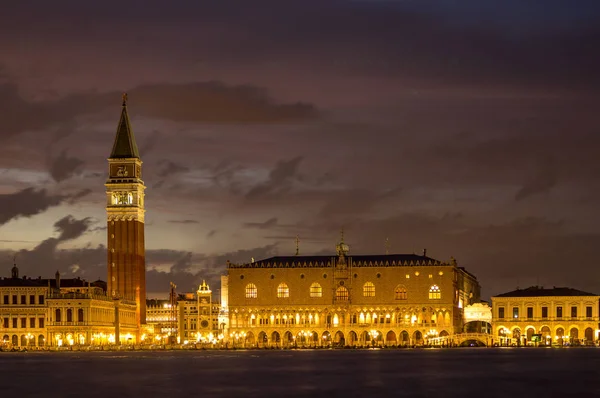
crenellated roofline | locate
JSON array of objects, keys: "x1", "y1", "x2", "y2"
[{"x1": 227, "y1": 254, "x2": 451, "y2": 269}]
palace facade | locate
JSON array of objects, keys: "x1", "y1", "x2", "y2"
[
  {"x1": 491, "y1": 286, "x2": 600, "y2": 346},
  {"x1": 226, "y1": 239, "x2": 481, "y2": 347}
]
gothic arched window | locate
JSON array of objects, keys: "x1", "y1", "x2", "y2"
[
  {"x1": 245, "y1": 283, "x2": 257, "y2": 299},
  {"x1": 277, "y1": 283, "x2": 290, "y2": 298}
]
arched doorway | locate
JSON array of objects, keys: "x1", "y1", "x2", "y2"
[
  {"x1": 570, "y1": 328, "x2": 579, "y2": 345},
  {"x1": 413, "y1": 330, "x2": 423, "y2": 345},
  {"x1": 12, "y1": 335, "x2": 17, "y2": 346},
  {"x1": 245, "y1": 331, "x2": 255, "y2": 347},
  {"x1": 257, "y1": 331, "x2": 268, "y2": 348},
  {"x1": 322, "y1": 331, "x2": 331, "y2": 347},
  {"x1": 556, "y1": 328, "x2": 564, "y2": 346},
  {"x1": 400, "y1": 331, "x2": 409, "y2": 346},
  {"x1": 385, "y1": 331, "x2": 397, "y2": 346},
  {"x1": 310, "y1": 331, "x2": 319, "y2": 346},
  {"x1": 348, "y1": 331, "x2": 358, "y2": 346},
  {"x1": 439, "y1": 330, "x2": 449, "y2": 345},
  {"x1": 2, "y1": 335, "x2": 8, "y2": 346},
  {"x1": 271, "y1": 331, "x2": 281, "y2": 347},
  {"x1": 20, "y1": 335, "x2": 26, "y2": 346},
  {"x1": 512, "y1": 328, "x2": 521, "y2": 346},
  {"x1": 526, "y1": 328, "x2": 534, "y2": 343},
  {"x1": 334, "y1": 331, "x2": 345, "y2": 347},
  {"x1": 540, "y1": 326, "x2": 551, "y2": 345},
  {"x1": 584, "y1": 327, "x2": 594, "y2": 345},
  {"x1": 283, "y1": 331, "x2": 294, "y2": 347},
  {"x1": 360, "y1": 331, "x2": 370, "y2": 346},
  {"x1": 38, "y1": 335, "x2": 45, "y2": 346}
]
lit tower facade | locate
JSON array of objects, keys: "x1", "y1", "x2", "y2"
[{"x1": 105, "y1": 93, "x2": 147, "y2": 327}]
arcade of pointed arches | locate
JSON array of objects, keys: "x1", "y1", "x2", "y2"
[
  {"x1": 228, "y1": 328, "x2": 453, "y2": 348},
  {"x1": 229, "y1": 305, "x2": 455, "y2": 347}
]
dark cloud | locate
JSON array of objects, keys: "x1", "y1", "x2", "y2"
[
  {"x1": 246, "y1": 157, "x2": 303, "y2": 199},
  {"x1": 206, "y1": 230, "x2": 217, "y2": 239},
  {"x1": 53, "y1": 215, "x2": 93, "y2": 241},
  {"x1": 48, "y1": 150, "x2": 85, "y2": 182},
  {"x1": 243, "y1": 217, "x2": 278, "y2": 229},
  {"x1": 0, "y1": 82, "x2": 318, "y2": 138},
  {"x1": 168, "y1": 219, "x2": 199, "y2": 224},
  {"x1": 66, "y1": 189, "x2": 92, "y2": 205},
  {"x1": 131, "y1": 83, "x2": 317, "y2": 123},
  {"x1": 0, "y1": 188, "x2": 65, "y2": 225}
]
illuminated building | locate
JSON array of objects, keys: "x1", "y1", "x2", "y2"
[
  {"x1": 106, "y1": 93, "x2": 147, "y2": 328},
  {"x1": 146, "y1": 299, "x2": 177, "y2": 342},
  {"x1": 0, "y1": 265, "x2": 49, "y2": 347},
  {"x1": 146, "y1": 281, "x2": 224, "y2": 345},
  {"x1": 0, "y1": 267, "x2": 137, "y2": 347},
  {"x1": 491, "y1": 286, "x2": 600, "y2": 346},
  {"x1": 226, "y1": 236, "x2": 481, "y2": 347},
  {"x1": 178, "y1": 281, "x2": 221, "y2": 344},
  {"x1": 0, "y1": 96, "x2": 145, "y2": 348}
]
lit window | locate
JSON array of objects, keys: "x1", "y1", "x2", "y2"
[
  {"x1": 429, "y1": 285, "x2": 441, "y2": 299},
  {"x1": 277, "y1": 283, "x2": 289, "y2": 298},
  {"x1": 336, "y1": 286, "x2": 349, "y2": 301},
  {"x1": 395, "y1": 285, "x2": 407, "y2": 300},
  {"x1": 245, "y1": 283, "x2": 257, "y2": 299},
  {"x1": 363, "y1": 282, "x2": 375, "y2": 297},
  {"x1": 310, "y1": 283, "x2": 322, "y2": 298}
]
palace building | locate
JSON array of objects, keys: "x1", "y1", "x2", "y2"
[
  {"x1": 491, "y1": 286, "x2": 600, "y2": 346},
  {"x1": 226, "y1": 237, "x2": 481, "y2": 347}
]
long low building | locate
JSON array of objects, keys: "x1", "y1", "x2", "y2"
[
  {"x1": 491, "y1": 286, "x2": 600, "y2": 346},
  {"x1": 0, "y1": 265, "x2": 138, "y2": 348},
  {"x1": 226, "y1": 239, "x2": 481, "y2": 347}
]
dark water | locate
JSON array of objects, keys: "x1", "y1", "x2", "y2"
[{"x1": 1, "y1": 348, "x2": 599, "y2": 397}]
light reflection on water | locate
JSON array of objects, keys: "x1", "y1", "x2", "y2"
[{"x1": 1, "y1": 348, "x2": 599, "y2": 397}]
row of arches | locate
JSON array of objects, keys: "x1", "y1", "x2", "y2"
[
  {"x1": 497, "y1": 325, "x2": 596, "y2": 346},
  {"x1": 245, "y1": 283, "x2": 442, "y2": 300},
  {"x1": 231, "y1": 309, "x2": 452, "y2": 329},
  {"x1": 229, "y1": 329, "x2": 450, "y2": 348},
  {"x1": 2, "y1": 334, "x2": 45, "y2": 347}
]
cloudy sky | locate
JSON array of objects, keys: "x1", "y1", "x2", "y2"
[{"x1": 1, "y1": 0, "x2": 599, "y2": 299}]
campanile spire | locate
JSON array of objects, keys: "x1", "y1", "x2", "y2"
[{"x1": 105, "y1": 94, "x2": 147, "y2": 327}]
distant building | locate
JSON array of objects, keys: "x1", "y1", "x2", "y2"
[
  {"x1": 226, "y1": 236, "x2": 481, "y2": 347},
  {"x1": 491, "y1": 286, "x2": 600, "y2": 346},
  {"x1": 0, "y1": 266, "x2": 137, "y2": 347},
  {"x1": 146, "y1": 280, "x2": 224, "y2": 345}
]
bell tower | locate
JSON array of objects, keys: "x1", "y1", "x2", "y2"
[{"x1": 106, "y1": 93, "x2": 147, "y2": 326}]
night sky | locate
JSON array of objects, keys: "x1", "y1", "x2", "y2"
[{"x1": 1, "y1": 1, "x2": 599, "y2": 299}]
